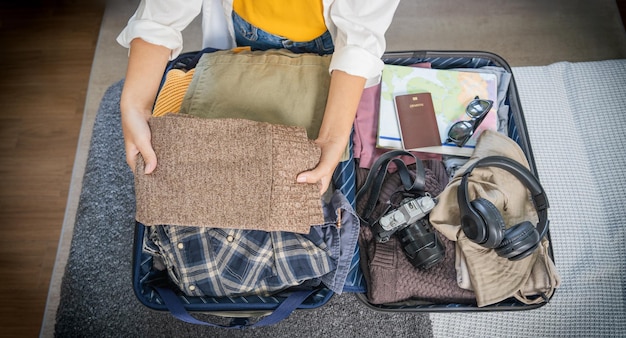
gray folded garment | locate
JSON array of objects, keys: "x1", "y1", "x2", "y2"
[{"x1": 134, "y1": 114, "x2": 324, "y2": 234}]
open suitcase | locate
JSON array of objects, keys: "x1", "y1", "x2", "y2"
[{"x1": 131, "y1": 50, "x2": 555, "y2": 327}]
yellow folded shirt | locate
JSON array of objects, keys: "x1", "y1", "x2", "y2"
[{"x1": 152, "y1": 68, "x2": 196, "y2": 117}]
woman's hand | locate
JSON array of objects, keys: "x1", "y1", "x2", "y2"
[
  {"x1": 121, "y1": 107, "x2": 157, "y2": 174},
  {"x1": 120, "y1": 38, "x2": 170, "y2": 173},
  {"x1": 296, "y1": 138, "x2": 345, "y2": 194},
  {"x1": 296, "y1": 70, "x2": 366, "y2": 194}
]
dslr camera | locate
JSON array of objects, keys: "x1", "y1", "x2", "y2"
[{"x1": 374, "y1": 195, "x2": 445, "y2": 270}]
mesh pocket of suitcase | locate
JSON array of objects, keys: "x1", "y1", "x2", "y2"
[{"x1": 353, "y1": 50, "x2": 556, "y2": 313}]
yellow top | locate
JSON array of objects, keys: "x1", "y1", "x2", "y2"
[{"x1": 233, "y1": 0, "x2": 326, "y2": 42}]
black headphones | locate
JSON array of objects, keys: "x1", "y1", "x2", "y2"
[{"x1": 457, "y1": 156, "x2": 549, "y2": 261}]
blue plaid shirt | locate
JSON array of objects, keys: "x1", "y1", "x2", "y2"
[{"x1": 143, "y1": 190, "x2": 358, "y2": 297}]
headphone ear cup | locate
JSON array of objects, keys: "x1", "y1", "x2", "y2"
[
  {"x1": 460, "y1": 214, "x2": 487, "y2": 246},
  {"x1": 495, "y1": 221, "x2": 541, "y2": 260},
  {"x1": 465, "y1": 198, "x2": 505, "y2": 248}
]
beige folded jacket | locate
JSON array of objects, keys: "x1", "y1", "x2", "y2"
[
  {"x1": 134, "y1": 114, "x2": 323, "y2": 234},
  {"x1": 429, "y1": 130, "x2": 560, "y2": 307}
]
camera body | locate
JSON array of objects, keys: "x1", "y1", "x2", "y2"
[
  {"x1": 374, "y1": 195, "x2": 437, "y2": 243},
  {"x1": 374, "y1": 194, "x2": 445, "y2": 270}
]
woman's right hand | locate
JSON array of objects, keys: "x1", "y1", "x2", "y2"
[
  {"x1": 120, "y1": 38, "x2": 171, "y2": 174},
  {"x1": 121, "y1": 107, "x2": 157, "y2": 174}
]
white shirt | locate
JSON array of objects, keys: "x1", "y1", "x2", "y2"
[{"x1": 116, "y1": 0, "x2": 400, "y2": 86}]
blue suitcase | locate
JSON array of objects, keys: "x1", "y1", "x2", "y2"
[{"x1": 131, "y1": 50, "x2": 555, "y2": 327}]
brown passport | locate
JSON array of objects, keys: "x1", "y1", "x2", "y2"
[{"x1": 394, "y1": 92, "x2": 441, "y2": 150}]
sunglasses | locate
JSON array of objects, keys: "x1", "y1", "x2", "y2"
[{"x1": 446, "y1": 96, "x2": 494, "y2": 147}]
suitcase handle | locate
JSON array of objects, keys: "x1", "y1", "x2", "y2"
[{"x1": 155, "y1": 286, "x2": 316, "y2": 328}]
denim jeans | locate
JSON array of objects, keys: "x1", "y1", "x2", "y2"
[{"x1": 232, "y1": 11, "x2": 334, "y2": 55}]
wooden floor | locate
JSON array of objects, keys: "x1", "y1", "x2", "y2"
[{"x1": 0, "y1": 1, "x2": 104, "y2": 336}]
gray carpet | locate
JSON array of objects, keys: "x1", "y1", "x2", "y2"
[{"x1": 54, "y1": 80, "x2": 433, "y2": 337}]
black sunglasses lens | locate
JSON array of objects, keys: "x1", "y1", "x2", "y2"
[
  {"x1": 447, "y1": 97, "x2": 494, "y2": 146},
  {"x1": 466, "y1": 99, "x2": 492, "y2": 117},
  {"x1": 448, "y1": 121, "x2": 473, "y2": 145}
]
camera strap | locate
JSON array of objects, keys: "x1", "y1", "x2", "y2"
[{"x1": 356, "y1": 150, "x2": 425, "y2": 226}]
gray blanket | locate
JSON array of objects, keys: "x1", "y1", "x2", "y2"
[{"x1": 431, "y1": 60, "x2": 626, "y2": 337}]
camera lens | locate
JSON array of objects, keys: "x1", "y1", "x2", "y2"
[{"x1": 396, "y1": 219, "x2": 445, "y2": 270}]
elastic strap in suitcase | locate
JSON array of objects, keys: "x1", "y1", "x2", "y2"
[{"x1": 155, "y1": 286, "x2": 316, "y2": 328}]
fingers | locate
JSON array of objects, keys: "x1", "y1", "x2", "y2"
[
  {"x1": 140, "y1": 145, "x2": 158, "y2": 174},
  {"x1": 125, "y1": 140, "x2": 157, "y2": 175},
  {"x1": 125, "y1": 147, "x2": 138, "y2": 173},
  {"x1": 121, "y1": 109, "x2": 157, "y2": 174},
  {"x1": 297, "y1": 169, "x2": 331, "y2": 195}
]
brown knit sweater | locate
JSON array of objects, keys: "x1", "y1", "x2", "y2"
[
  {"x1": 134, "y1": 114, "x2": 324, "y2": 234},
  {"x1": 356, "y1": 159, "x2": 476, "y2": 304}
]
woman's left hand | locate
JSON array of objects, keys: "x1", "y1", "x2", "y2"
[
  {"x1": 296, "y1": 70, "x2": 366, "y2": 195},
  {"x1": 296, "y1": 139, "x2": 341, "y2": 194},
  {"x1": 296, "y1": 165, "x2": 334, "y2": 195}
]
